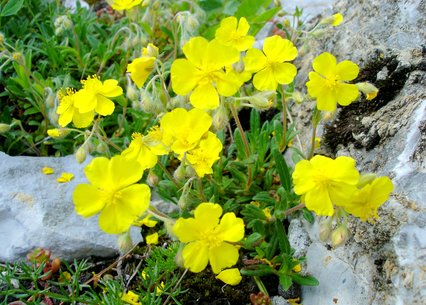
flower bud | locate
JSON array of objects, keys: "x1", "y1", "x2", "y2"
[
  {"x1": 117, "y1": 231, "x2": 134, "y2": 254},
  {"x1": 290, "y1": 90, "x2": 304, "y2": 104},
  {"x1": 12, "y1": 52, "x2": 23, "y2": 62},
  {"x1": 75, "y1": 147, "x2": 86, "y2": 164},
  {"x1": 247, "y1": 91, "x2": 276, "y2": 110},
  {"x1": 212, "y1": 105, "x2": 228, "y2": 131},
  {"x1": 357, "y1": 173, "x2": 377, "y2": 188},
  {"x1": 356, "y1": 82, "x2": 379, "y2": 100},
  {"x1": 173, "y1": 163, "x2": 186, "y2": 181},
  {"x1": 0, "y1": 123, "x2": 10, "y2": 134},
  {"x1": 126, "y1": 83, "x2": 139, "y2": 102},
  {"x1": 47, "y1": 128, "x2": 68, "y2": 138},
  {"x1": 147, "y1": 171, "x2": 159, "y2": 187},
  {"x1": 142, "y1": 43, "x2": 159, "y2": 58},
  {"x1": 0, "y1": 32, "x2": 4, "y2": 45},
  {"x1": 96, "y1": 141, "x2": 108, "y2": 154},
  {"x1": 319, "y1": 218, "x2": 332, "y2": 242},
  {"x1": 331, "y1": 225, "x2": 349, "y2": 248},
  {"x1": 322, "y1": 110, "x2": 337, "y2": 121},
  {"x1": 320, "y1": 13, "x2": 343, "y2": 26}
]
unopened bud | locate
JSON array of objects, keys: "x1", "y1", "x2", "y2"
[
  {"x1": 212, "y1": 105, "x2": 228, "y2": 131},
  {"x1": 0, "y1": 123, "x2": 10, "y2": 134},
  {"x1": 310, "y1": 29, "x2": 327, "y2": 38},
  {"x1": 247, "y1": 91, "x2": 276, "y2": 110},
  {"x1": 331, "y1": 225, "x2": 349, "y2": 248},
  {"x1": 320, "y1": 13, "x2": 343, "y2": 26},
  {"x1": 233, "y1": 60, "x2": 245, "y2": 74},
  {"x1": 44, "y1": 87, "x2": 56, "y2": 108},
  {"x1": 357, "y1": 173, "x2": 377, "y2": 188},
  {"x1": 147, "y1": 171, "x2": 159, "y2": 187},
  {"x1": 12, "y1": 52, "x2": 23, "y2": 62},
  {"x1": 142, "y1": 43, "x2": 159, "y2": 58},
  {"x1": 319, "y1": 218, "x2": 332, "y2": 242},
  {"x1": 96, "y1": 141, "x2": 108, "y2": 154},
  {"x1": 356, "y1": 82, "x2": 379, "y2": 100},
  {"x1": 0, "y1": 32, "x2": 5, "y2": 45},
  {"x1": 117, "y1": 231, "x2": 133, "y2": 254},
  {"x1": 173, "y1": 163, "x2": 186, "y2": 181},
  {"x1": 322, "y1": 110, "x2": 337, "y2": 121},
  {"x1": 290, "y1": 90, "x2": 304, "y2": 104},
  {"x1": 75, "y1": 147, "x2": 86, "y2": 164},
  {"x1": 47, "y1": 128, "x2": 68, "y2": 138}
]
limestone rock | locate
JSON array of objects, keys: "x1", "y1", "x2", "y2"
[
  {"x1": 285, "y1": 0, "x2": 426, "y2": 304},
  {"x1": 0, "y1": 152, "x2": 142, "y2": 262}
]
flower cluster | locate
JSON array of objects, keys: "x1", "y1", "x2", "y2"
[
  {"x1": 57, "y1": 75, "x2": 123, "y2": 128},
  {"x1": 292, "y1": 155, "x2": 393, "y2": 221},
  {"x1": 170, "y1": 17, "x2": 298, "y2": 109}
]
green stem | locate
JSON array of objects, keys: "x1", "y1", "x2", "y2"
[
  {"x1": 157, "y1": 160, "x2": 181, "y2": 189},
  {"x1": 281, "y1": 86, "x2": 288, "y2": 150},
  {"x1": 253, "y1": 276, "x2": 269, "y2": 297},
  {"x1": 308, "y1": 108, "x2": 321, "y2": 160},
  {"x1": 285, "y1": 203, "x2": 306, "y2": 216},
  {"x1": 197, "y1": 177, "x2": 207, "y2": 202},
  {"x1": 230, "y1": 103, "x2": 252, "y2": 189}
]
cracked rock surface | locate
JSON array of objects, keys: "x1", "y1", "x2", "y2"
[{"x1": 287, "y1": 0, "x2": 426, "y2": 304}]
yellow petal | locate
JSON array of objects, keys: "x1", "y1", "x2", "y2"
[
  {"x1": 73, "y1": 184, "x2": 106, "y2": 217},
  {"x1": 208, "y1": 242, "x2": 239, "y2": 274},
  {"x1": 98, "y1": 184, "x2": 150, "y2": 234},
  {"x1": 182, "y1": 36, "x2": 209, "y2": 68},
  {"x1": 74, "y1": 89, "x2": 97, "y2": 113},
  {"x1": 194, "y1": 203, "x2": 222, "y2": 231},
  {"x1": 236, "y1": 17, "x2": 250, "y2": 36},
  {"x1": 109, "y1": 155, "x2": 144, "y2": 189},
  {"x1": 58, "y1": 107, "x2": 74, "y2": 127},
  {"x1": 215, "y1": 71, "x2": 242, "y2": 97},
  {"x1": 216, "y1": 212, "x2": 245, "y2": 242},
  {"x1": 216, "y1": 268, "x2": 242, "y2": 286},
  {"x1": 190, "y1": 82, "x2": 219, "y2": 110},
  {"x1": 171, "y1": 59, "x2": 201, "y2": 95},
  {"x1": 42, "y1": 167, "x2": 54, "y2": 175},
  {"x1": 305, "y1": 185, "x2": 334, "y2": 216},
  {"x1": 215, "y1": 17, "x2": 238, "y2": 41},
  {"x1": 292, "y1": 160, "x2": 316, "y2": 194},
  {"x1": 146, "y1": 232, "x2": 159, "y2": 245},
  {"x1": 205, "y1": 39, "x2": 240, "y2": 71},
  {"x1": 173, "y1": 218, "x2": 202, "y2": 243},
  {"x1": 312, "y1": 52, "x2": 336, "y2": 78},
  {"x1": 57, "y1": 172, "x2": 74, "y2": 183},
  {"x1": 263, "y1": 35, "x2": 298, "y2": 63},
  {"x1": 335, "y1": 60, "x2": 359, "y2": 81},
  {"x1": 84, "y1": 157, "x2": 112, "y2": 189},
  {"x1": 272, "y1": 62, "x2": 297, "y2": 85},
  {"x1": 182, "y1": 241, "x2": 209, "y2": 273},
  {"x1": 244, "y1": 48, "x2": 267, "y2": 72},
  {"x1": 336, "y1": 83, "x2": 359, "y2": 106},
  {"x1": 73, "y1": 110, "x2": 94, "y2": 128},
  {"x1": 253, "y1": 67, "x2": 277, "y2": 91},
  {"x1": 99, "y1": 79, "x2": 123, "y2": 97},
  {"x1": 127, "y1": 57, "x2": 156, "y2": 88},
  {"x1": 95, "y1": 95, "x2": 115, "y2": 116}
]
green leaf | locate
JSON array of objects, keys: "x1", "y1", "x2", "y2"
[
  {"x1": 252, "y1": 191, "x2": 276, "y2": 205},
  {"x1": 236, "y1": 0, "x2": 270, "y2": 18},
  {"x1": 1, "y1": 0, "x2": 24, "y2": 17},
  {"x1": 251, "y1": 7, "x2": 280, "y2": 34},
  {"x1": 291, "y1": 274, "x2": 319, "y2": 286},
  {"x1": 272, "y1": 148, "x2": 292, "y2": 192},
  {"x1": 199, "y1": 0, "x2": 222, "y2": 10},
  {"x1": 279, "y1": 274, "x2": 293, "y2": 291},
  {"x1": 274, "y1": 220, "x2": 291, "y2": 254}
]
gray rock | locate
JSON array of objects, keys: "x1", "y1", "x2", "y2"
[
  {"x1": 271, "y1": 295, "x2": 290, "y2": 305},
  {"x1": 285, "y1": 0, "x2": 426, "y2": 304},
  {"x1": 0, "y1": 152, "x2": 142, "y2": 262},
  {"x1": 288, "y1": 218, "x2": 311, "y2": 257}
]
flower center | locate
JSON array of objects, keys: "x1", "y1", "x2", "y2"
[{"x1": 200, "y1": 230, "x2": 222, "y2": 249}]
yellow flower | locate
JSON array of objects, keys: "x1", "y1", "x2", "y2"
[
  {"x1": 215, "y1": 17, "x2": 255, "y2": 51},
  {"x1": 306, "y1": 52, "x2": 359, "y2": 111},
  {"x1": 292, "y1": 155, "x2": 360, "y2": 216},
  {"x1": 109, "y1": 0, "x2": 142, "y2": 11},
  {"x1": 121, "y1": 133, "x2": 158, "y2": 171},
  {"x1": 171, "y1": 37, "x2": 240, "y2": 109},
  {"x1": 173, "y1": 202, "x2": 245, "y2": 274},
  {"x1": 57, "y1": 88, "x2": 94, "y2": 128},
  {"x1": 146, "y1": 232, "x2": 159, "y2": 245},
  {"x1": 243, "y1": 35, "x2": 298, "y2": 91},
  {"x1": 74, "y1": 75, "x2": 123, "y2": 116},
  {"x1": 186, "y1": 132, "x2": 222, "y2": 178},
  {"x1": 216, "y1": 268, "x2": 242, "y2": 285},
  {"x1": 121, "y1": 290, "x2": 141, "y2": 305},
  {"x1": 47, "y1": 128, "x2": 68, "y2": 138},
  {"x1": 57, "y1": 172, "x2": 74, "y2": 183},
  {"x1": 160, "y1": 108, "x2": 212, "y2": 156},
  {"x1": 73, "y1": 156, "x2": 151, "y2": 234},
  {"x1": 42, "y1": 167, "x2": 54, "y2": 175},
  {"x1": 127, "y1": 44, "x2": 158, "y2": 88},
  {"x1": 344, "y1": 176, "x2": 394, "y2": 221}
]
